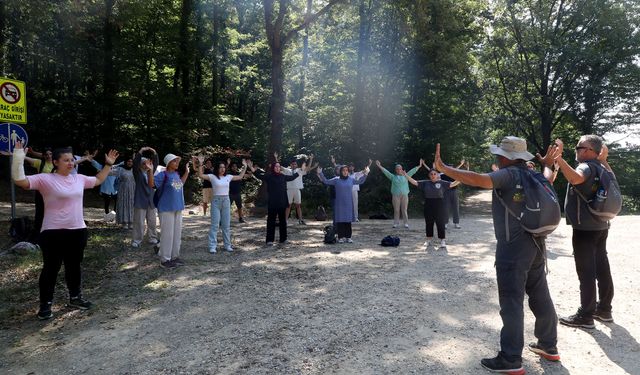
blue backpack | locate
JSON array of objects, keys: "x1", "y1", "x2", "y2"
[{"x1": 495, "y1": 167, "x2": 561, "y2": 237}]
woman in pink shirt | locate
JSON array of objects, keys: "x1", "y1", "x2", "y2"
[{"x1": 11, "y1": 141, "x2": 118, "y2": 320}]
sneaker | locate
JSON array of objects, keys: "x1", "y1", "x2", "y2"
[
  {"x1": 209, "y1": 248, "x2": 217, "y2": 254},
  {"x1": 148, "y1": 238, "x2": 159, "y2": 245},
  {"x1": 337, "y1": 238, "x2": 346, "y2": 243},
  {"x1": 346, "y1": 238, "x2": 353, "y2": 243},
  {"x1": 172, "y1": 258, "x2": 185, "y2": 266},
  {"x1": 480, "y1": 353, "x2": 524, "y2": 375},
  {"x1": 266, "y1": 242, "x2": 275, "y2": 247},
  {"x1": 392, "y1": 224, "x2": 398, "y2": 228},
  {"x1": 440, "y1": 240, "x2": 447, "y2": 249},
  {"x1": 37, "y1": 302, "x2": 53, "y2": 320},
  {"x1": 68, "y1": 296, "x2": 93, "y2": 310},
  {"x1": 593, "y1": 309, "x2": 613, "y2": 323},
  {"x1": 298, "y1": 220, "x2": 306, "y2": 225},
  {"x1": 404, "y1": 224, "x2": 410, "y2": 229},
  {"x1": 279, "y1": 240, "x2": 289, "y2": 245},
  {"x1": 355, "y1": 218, "x2": 360, "y2": 222},
  {"x1": 224, "y1": 246, "x2": 234, "y2": 252},
  {"x1": 423, "y1": 241, "x2": 431, "y2": 249},
  {"x1": 160, "y1": 260, "x2": 177, "y2": 269},
  {"x1": 559, "y1": 312, "x2": 595, "y2": 329},
  {"x1": 445, "y1": 224, "x2": 449, "y2": 229},
  {"x1": 528, "y1": 343, "x2": 560, "y2": 361},
  {"x1": 239, "y1": 217, "x2": 246, "y2": 223},
  {"x1": 131, "y1": 241, "x2": 141, "y2": 248},
  {"x1": 454, "y1": 224, "x2": 461, "y2": 229}
]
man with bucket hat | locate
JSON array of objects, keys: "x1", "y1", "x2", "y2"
[{"x1": 434, "y1": 136, "x2": 559, "y2": 374}]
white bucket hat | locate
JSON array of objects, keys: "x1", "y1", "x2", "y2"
[
  {"x1": 489, "y1": 136, "x2": 534, "y2": 161},
  {"x1": 163, "y1": 153, "x2": 180, "y2": 165}
]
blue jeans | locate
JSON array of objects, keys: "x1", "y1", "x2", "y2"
[
  {"x1": 209, "y1": 196, "x2": 231, "y2": 250},
  {"x1": 495, "y1": 233, "x2": 557, "y2": 361}
]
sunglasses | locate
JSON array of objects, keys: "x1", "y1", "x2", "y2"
[{"x1": 574, "y1": 146, "x2": 592, "y2": 151}]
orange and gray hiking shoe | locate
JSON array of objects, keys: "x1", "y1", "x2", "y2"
[{"x1": 528, "y1": 342, "x2": 561, "y2": 361}]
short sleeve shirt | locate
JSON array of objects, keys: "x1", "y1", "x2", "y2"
[
  {"x1": 27, "y1": 173, "x2": 96, "y2": 231},
  {"x1": 417, "y1": 180, "x2": 451, "y2": 199},
  {"x1": 285, "y1": 168, "x2": 306, "y2": 190},
  {"x1": 206, "y1": 174, "x2": 233, "y2": 196},
  {"x1": 154, "y1": 171, "x2": 185, "y2": 212}
]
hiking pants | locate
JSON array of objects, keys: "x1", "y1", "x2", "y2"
[
  {"x1": 445, "y1": 188, "x2": 460, "y2": 224},
  {"x1": 496, "y1": 234, "x2": 557, "y2": 362},
  {"x1": 392, "y1": 194, "x2": 409, "y2": 225},
  {"x1": 38, "y1": 229, "x2": 88, "y2": 303},
  {"x1": 572, "y1": 229, "x2": 613, "y2": 314},
  {"x1": 424, "y1": 198, "x2": 446, "y2": 239}
]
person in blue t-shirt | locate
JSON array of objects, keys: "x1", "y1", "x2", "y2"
[{"x1": 151, "y1": 153, "x2": 190, "y2": 269}]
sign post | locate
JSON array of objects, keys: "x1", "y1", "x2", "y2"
[
  {"x1": 1, "y1": 123, "x2": 28, "y2": 220},
  {"x1": 0, "y1": 78, "x2": 27, "y2": 124}
]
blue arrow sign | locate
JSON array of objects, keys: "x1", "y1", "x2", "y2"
[{"x1": 0, "y1": 123, "x2": 28, "y2": 153}]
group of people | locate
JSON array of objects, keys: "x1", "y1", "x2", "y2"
[{"x1": 9, "y1": 134, "x2": 618, "y2": 375}]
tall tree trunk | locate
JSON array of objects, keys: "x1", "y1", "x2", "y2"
[
  {"x1": 212, "y1": 2, "x2": 221, "y2": 106},
  {"x1": 295, "y1": 0, "x2": 313, "y2": 149},
  {"x1": 351, "y1": 0, "x2": 371, "y2": 163},
  {"x1": 102, "y1": 0, "x2": 117, "y2": 145},
  {"x1": 269, "y1": 45, "x2": 286, "y2": 161},
  {"x1": 178, "y1": 0, "x2": 193, "y2": 147}
]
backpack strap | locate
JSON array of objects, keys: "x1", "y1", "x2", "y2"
[{"x1": 571, "y1": 161, "x2": 600, "y2": 204}]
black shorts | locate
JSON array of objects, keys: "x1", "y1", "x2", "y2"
[{"x1": 229, "y1": 193, "x2": 242, "y2": 208}]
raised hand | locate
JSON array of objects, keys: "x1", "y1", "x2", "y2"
[
  {"x1": 375, "y1": 160, "x2": 381, "y2": 168},
  {"x1": 143, "y1": 158, "x2": 154, "y2": 171},
  {"x1": 598, "y1": 144, "x2": 609, "y2": 163},
  {"x1": 434, "y1": 143, "x2": 446, "y2": 172},
  {"x1": 197, "y1": 155, "x2": 205, "y2": 164},
  {"x1": 191, "y1": 156, "x2": 199, "y2": 168},
  {"x1": 367, "y1": 159, "x2": 372, "y2": 167},
  {"x1": 105, "y1": 149, "x2": 119, "y2": 165},
  {"x1": 536, "y1": 144, "x2": 557, "y2": 167},
  {"x1": 419, "y1": 158, "x2": 425, "y2": 167}
]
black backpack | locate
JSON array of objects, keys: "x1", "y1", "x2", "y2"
[
  {"x1": 495, "y1": 167, "x2": 561, "y2": 237},
  {"x1": 573, "y1": 161, "x2": 622, "y2": 221},
  {"x1": 323, "y1": 225, "x2": 337, "y2": 244},
  {"x1": 10, "y1": 217, "x2": 33, "y2": 242},
  {"x1": 315, "y1": 206, "x2": 328, "y2": 221},
  {"x1": 381, "y1": 235, "x2": 400, "y2": 247}
]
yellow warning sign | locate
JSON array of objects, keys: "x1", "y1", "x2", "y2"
[{"x1": 0, "y1": 77, "x2": 27, "y2": 124}]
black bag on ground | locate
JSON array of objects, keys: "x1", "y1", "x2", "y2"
[
  {"x1": 323, "y1": 225, "x2": 337, "y2": 244},
  {"x1": 10, "y1": 217, "x2": 32, "y2": 242},
  {"x1": 315, "y1": 206, "x2": 328, "y2": 221},
  {"x1": 380, "y1": 235, "x2": 400, "y2": 247}
]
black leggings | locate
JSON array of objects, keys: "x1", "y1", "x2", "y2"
[
  {"x1": 424, "y1": 198, "x2": 447, "y2": 239},
  {"x1": 38, "y1": 229, "x2": 88, "y2": 303},
  {"x1": 102, "y1": 193, "x2": 117, "y2": 214},
  {"x1": 336, "y1": 222, "x2": 352, "y2": 238}
]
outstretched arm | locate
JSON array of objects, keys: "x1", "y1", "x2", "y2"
[
  {"x1": 316, "y1": 168, "x2": 336, "y2": 185},
  {"x1": 231, "y1": 159, "x2": 249, "y2": 181},
  {"x1": 401, "y1": 170, "x2": 419, "y2": 187},
  {"x1": 434, "y1": 144, "x2": 492, "y2": 189}
]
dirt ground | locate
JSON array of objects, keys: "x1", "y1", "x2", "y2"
[{"x1": 0, "y1": 191, "x2": 639, "y2": 374}]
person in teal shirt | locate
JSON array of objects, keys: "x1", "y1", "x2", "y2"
[{"x1": 375, "y1": 159, "x2": 423, "y2": 228}]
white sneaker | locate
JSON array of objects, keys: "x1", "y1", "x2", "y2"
[
  {"x1": 346, "y1": 238, "x2": 353, "y2": 243},
  {"x1": 392, "y1": 224, "x2": 398, "y2": 228},
  {"x1": 404, "y1": 224, "x2": 410, "y2": 229},
  {"x1": 423, "y1": 241, "x2": 431, "y2": 249},
  {"x1": 148, "y1": 238, "x2": 159, "y2": 245},
  {"x1": 131, "y1": 241, "x2": 141, "y2": 248},
  {"x1": 224, "y1": 246, "x2": 233, "y2": 252},
  {"x1": 337, "y1": 238, "x2": 346, "y2": 243},
  {"x1": 440, "y1": 240, "x2": 447, "y2": 249},
  {"x1": 445, "y1": 224, "x2": 449, "y2": 229},
  {"x1": 266, "y1": 242, "x2": 275, "y2": 247},
  {"x1": 209, "y1": 248, "x2": 217, "y2": 254},
  {"x1": 454, "y1": 224, "x2": 461, "y2": 229}
]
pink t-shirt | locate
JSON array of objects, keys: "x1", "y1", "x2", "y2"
[{"x1": 27, "y1": 173, "x2": 97, "y2": 231}]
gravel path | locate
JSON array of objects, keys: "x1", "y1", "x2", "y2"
[{"x1": 0, "y1": 191, "x2": 638, "y2": 374}]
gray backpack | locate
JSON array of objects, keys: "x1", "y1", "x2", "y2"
[
  {"x1": 495, "y1": 167, "x2": 561, "y2": 237},
  {"x1": 573, "y1": 161, "x2": 622, "y2": 221}
]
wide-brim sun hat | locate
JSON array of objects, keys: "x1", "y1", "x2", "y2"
[
  {"x1": 163, "y1": 153, "x2": 180, "y2": 165},
  {"x1": 489, "y1": 136, "x2": 535, "y2": 161}
]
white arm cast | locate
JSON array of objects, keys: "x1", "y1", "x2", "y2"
[{"x1": 12, "y1": 148, "x2": 26, "y2": 181}]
